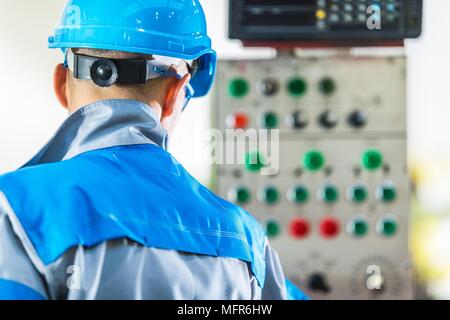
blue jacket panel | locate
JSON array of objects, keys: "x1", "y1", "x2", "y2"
[
  {"x1": 0, "y1": 144, "x2": 267, "y2": 287},
  {"x1": 0, "y1": 280, "x2": 46, "y2": 300}
]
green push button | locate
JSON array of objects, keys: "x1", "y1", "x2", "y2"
[
  {"x1": 288, "y1": 77, "x2": 308, "y2": 97},
  {"x1": 261, "y1": 186, "x2": 280, "y2": 205},
  {"x1": 303, "y1": 150, "x2": 325, "y2": 172},
  {"x1": 230, "y1": 186, "x2": 251, "y2": 205},
  {"x1": 378, "y1": 218, "x2": 397, "y2": 237},
  {"x1": 245, "y1": 151, "x2": 266, "y2": 172},
  {"x1": 377, "y1": 184, "x2": 397, "y2": 203},
  {"x1": 229, "y1": 78, "x2": 249, "y2": 98},
  {"x1": 348, "y1": 185, "x2": 367, "y2": 203},
  {"x1": 362, "y1": 149, "x2": 383, "y2": 171},
  {"x1": 319, "y1": 77, "x2": 336, "y2": 95},
  {"x1": 261, "y1": 112, "x2": 279, "y2": 129},
  {"x1": 348, "y1": 219, "x2": 369, "y2": 237},
  {"x1": 289, "y1": 186, "x2": 309, "y2": 204},
  {"x1": 320, "y1": 185, "x2": 339, "y2": 204},
  {"x1": 266, "y1": 220, "x2": 281, "y2": 238}
]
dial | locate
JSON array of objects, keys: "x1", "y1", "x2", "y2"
[{"x1": 349, "y1": 256, "x2": 404, "y2": 298}]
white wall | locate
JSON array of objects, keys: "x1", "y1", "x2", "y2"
[
  {"x1": 0, "y1": 1, "x2": 66, "y2": 172},
  {"x1": 406, "y1": 0, "x2": 450, "y2": 156},
  {"x1": 0, "y1": 0, "x2": 448, "y2": 187}
]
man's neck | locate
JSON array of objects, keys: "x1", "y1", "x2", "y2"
[{"x1": 68, "y1": 96, "x2": 163, "y2": 119}]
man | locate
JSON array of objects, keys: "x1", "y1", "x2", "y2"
[{"x1": 0, "y1": 0, "x2": 307, "y2": 300}]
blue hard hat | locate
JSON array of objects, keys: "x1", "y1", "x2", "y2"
[{"x1": 49, "y1": 0, "x2": 217, "y2": 97}]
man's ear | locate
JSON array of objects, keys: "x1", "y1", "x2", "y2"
[
  {"x1": 161, "y1": 73, "x2": 191, "y2": 120},
  {"x1": 53, "y1": 63, "x2": 69, "y2": 110}
]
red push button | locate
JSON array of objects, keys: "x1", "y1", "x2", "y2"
[
  {"x1": 319, "y1": 218, "x2": 340, "y2": 239},
  {"x1": 227, "y1": 113, "x2": 249, "y2": 129},
  {"x1": 290, "y1": 218, "x2": 311, "y2": 239}
]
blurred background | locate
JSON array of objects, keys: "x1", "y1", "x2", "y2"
[{"x1": 0, "y1": 0, "x2": 448, "y2": 299}]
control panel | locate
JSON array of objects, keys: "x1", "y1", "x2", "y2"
[
  {"x1": 229, "y1": 0, "x2": 422, "y2": 42},
  {"x1": 212, "y1": 53, "x2": 413, "y2": 299}
]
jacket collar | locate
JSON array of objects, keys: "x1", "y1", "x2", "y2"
[{"x1": 23, "y1": 99, "x2": 168, "y2": 168}]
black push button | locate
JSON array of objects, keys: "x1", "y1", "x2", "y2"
[
  {"x1": 348, "y1": 110, "x2": 367, "y2": 129},
  {"x1": 287, "y1": 111, "x2": 309, "y2": 130},
  {"x1": 319, "y1": 111, "x2": 338, "y2": 129},
  {"x1": 308, "y1": 273, "x2": 331, "y2": 293}
]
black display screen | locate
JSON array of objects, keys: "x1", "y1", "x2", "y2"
[
  {"x1": 243, "y1": 11, "x2": 317, "y2": 27},
  {"x1": 242, "y1": 0, "x2": 318, "y2": 27},
  {"x1": 243, "y1": 0, "x2": 316, "y2": 5},
  {"x1": 229, "y1": 0, "x2": 423, "y2": 42}
]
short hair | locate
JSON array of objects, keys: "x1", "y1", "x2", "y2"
[{"x1": 73, "y1": 48, "x2": 154, "y2": 60}]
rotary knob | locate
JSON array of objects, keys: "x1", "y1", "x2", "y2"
[{"x1": 308, "y1": 273, "x2": 331, "y2": 293}]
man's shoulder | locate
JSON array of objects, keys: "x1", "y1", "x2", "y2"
[
  {"x1": 0, "y1": 145, "x2": 265, "y2": 235},
  {"x1": 1, "y1": 144, "x2": 118, "y2": 182},
  {"x1": 0, "y1": 145, "x2": 268, "y2": 276},
  {"x1": 0, "y1": 144, "x2": 162, "y2": 191}
]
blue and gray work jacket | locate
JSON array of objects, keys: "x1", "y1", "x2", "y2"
[{"x1": 0, "y1": 99, "x2": 307, "y2": 300}]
